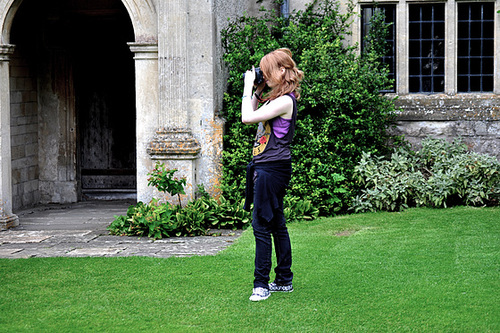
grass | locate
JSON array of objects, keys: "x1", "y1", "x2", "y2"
[{"x1": 1, "y1": 206, "x2": 499, "y2": 332}]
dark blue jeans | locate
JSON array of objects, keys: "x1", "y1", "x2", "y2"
[{"x1": 252, "y1": 180, "x2": 293, "y2": 289}]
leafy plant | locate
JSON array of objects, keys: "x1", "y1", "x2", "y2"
[
  {"x1": 108, "y1": 185, "x2": 253, "y2": 239},
  {"x1": 284, "y1": 196, "x2": 320, "y2": 223},
  {"x1": 147, "y1": 162, "x2": 186, "y2": 206},
  {"x1": 351, "y1": 137, "x2": 500, "y2": 212},
  {"x1": 107, "y1": 199, "x2": 179, "y2": 239},
  {"x1": 108, "y1": 182, "x2": 322, "y2": 239}
]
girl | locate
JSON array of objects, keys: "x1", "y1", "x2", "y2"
[{"x1": 242, "y1": 48, "x2": 304, "y2": 301}]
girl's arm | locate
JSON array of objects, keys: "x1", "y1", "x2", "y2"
[
  {"x1": 241, "y1": 68, "x2": 292, "y2": 125},
  {"x1": 242, "y1": 96, "x2": 293, "y2": 125}
]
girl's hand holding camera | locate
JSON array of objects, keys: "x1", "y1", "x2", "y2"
[{"x1": 244, "y1": 66, "x2": 256, "y2": 89}]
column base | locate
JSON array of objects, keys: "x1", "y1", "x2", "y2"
[
  {"x1": 0, "y1": 214, "x2": 19, "y2": 231},
  {"x1": 146, "y1": 128, "x2": 201, "y2": 205},
  {"x1": 147, "y1": 127, "x2": 201, "y2": 158}
]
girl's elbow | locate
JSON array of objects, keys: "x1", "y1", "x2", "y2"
[{"x1": 241, "y1": 117, "x2": 255, "y2": 125}]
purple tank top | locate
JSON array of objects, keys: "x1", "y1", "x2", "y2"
[{"x1": 273, "y1": 117, "x2": 292, "y2": 138}]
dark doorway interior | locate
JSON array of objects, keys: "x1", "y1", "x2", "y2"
[
  {"x1": 11, "y1": 0, "x2": 136, "y2": 202},
  {"x1": 71, "y1": 1, "x2": 137, "y2": 199}
]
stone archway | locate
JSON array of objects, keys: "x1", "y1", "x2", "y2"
[
  {"x1": 10, "y1": 0, "x2": 137, "y2": 207},
  {"x1": 1, "y1": 0, "x2": 158, "y2": 44},
  {"x1": 0, "y1": 0, "x2": 159, "y2": 226}
]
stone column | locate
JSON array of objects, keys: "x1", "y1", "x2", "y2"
[
  {"x1": 158, "y1": 0, "x2": 188, "y2": 128},
  {"x1": 145, "y1": 0, "x2": 201, "y2": 203},
  {"x1": 0, "y1": 44, "x2": 19, "y2": 230},
  {"x1": 128, "y1": 42, "x2": 160, "y2": 203}
]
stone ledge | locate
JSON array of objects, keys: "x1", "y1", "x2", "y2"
[
  {"x1": 147, "y1": 127, "x2": 201, "y2": 157},
  {"x1": 393, "y1": 94, "x2": 500, "y2": 121},
  {"x1": 0, "y1": 214, "x2": 19, "y2": 231},
  {"x1": 0, "y1": 44, "x2": 15, "y2": 61}
]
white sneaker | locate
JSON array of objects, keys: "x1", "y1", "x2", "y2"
[
  {"x1": 249, "y1": 287, "x2": 270, "y2": 301},
  {"x1": 268, "y1": 282, "x2": 294, "y2": 293}
]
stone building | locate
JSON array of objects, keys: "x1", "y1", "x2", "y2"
[
  {"x1": 354, "y1": 0, "x2": 500, "y2": 157},
  {"x1": 0, "y1": 0, "x2": 499, "y2": 230}
]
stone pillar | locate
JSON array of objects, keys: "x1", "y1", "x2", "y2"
[
  {"x1": 158, "y1": 0, "x2": 188, "y2": 128},
  {"x1": 128, "y1": 42, "x2": 159, "y2": 203},
  {"x1": 144, "y1": 0, "x2": 201, "y2": 203},
  {"x1": 0, "y1": 44, "x2": 19, "y2": 230}
]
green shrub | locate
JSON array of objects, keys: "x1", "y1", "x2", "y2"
[
  {"x1": 108, "y1": 159, "x2": 323, "y2": 238},
  {"x1": 107, "y1": 185, "x2": 323, "y2": 239},
  {"x1": 284, "y1": 196, "x2": 320, "y2": 223},
  {"x1": 107, "y1": 199, "x2": 179, "y2": 239},
  {"x1": 221, "y1": 0, "x2": 397, "y2": 215},
  {"x1": 107, "y1": 196, "x2": 251, "y2": 240},
  {"x1": 147, "y1": 161, "x2": 186, "y2": 206},
  {"x1": 351, "y1": 137, "x2": 500, "y2": 212},
  {"x1": 185, "y1": 185, "x2": 252, "y2": 230}
]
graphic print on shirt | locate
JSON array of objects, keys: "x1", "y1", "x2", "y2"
[{"x1": 253, "y1": 121, "x2": 271, "y2": 156}]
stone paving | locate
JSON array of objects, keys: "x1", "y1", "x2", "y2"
[{"x1": 0, "y1": 201, "x2": 242, "y2": 259}]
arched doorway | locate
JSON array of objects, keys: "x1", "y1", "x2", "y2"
[{"x1": 9, "y1": 0, "x2": 136, "y2": 209}]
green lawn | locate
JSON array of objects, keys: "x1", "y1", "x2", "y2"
[{"x1": 1, "y1": 207, "x2": 499, "y2": 332}]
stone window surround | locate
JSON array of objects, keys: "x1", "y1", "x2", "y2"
[{"x1": 355, "y1": 0, "x2": 500, "y2": 96}]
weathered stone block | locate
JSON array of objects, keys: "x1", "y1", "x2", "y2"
[
  {"x1": 9, "y1": 102, "x2": 22, "y2": 117},
  {"x1": 146, "y1": 128, "x2": 201, "y2": 205},
  {"x1": 39, "y1": 180, "x2": 77, "y2": 204},
  {"x1": 24, "y1": 102, "x2": 37, "y2": 115},
  {"x1": 25, "y1": 143, "x2": 37, "y2": 157},
  {"x1": 393, "y1": 94, "x2": 500, "y2": 160},
  {"x1": 10, "y1": 145, "x2": 25, "y2": 160},
  {"x1": 11, "y1": 169, "x2": 21, "y2": 185},
  {"x1": 0, "y1": 215, "x2": 19, "y2": 231}
]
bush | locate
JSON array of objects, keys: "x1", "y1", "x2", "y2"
[
  {"x1": 221, "y1": 0, "x2": 398, "y2": 215},
  {"x1": 107, "y1": 196, "x2": 252, "y2": 240},
  {"x1": 284, "y1": 196, "x2": 320, "y2": 223},
  {"x1": 350, "y1": 137, "x2": 500, "y2": 212},
  {"x1": 108, "y1": 165, "x2": 319, "y2": 239},
  {"x1": 108, "y1": 188, "x2": 321, "y2": 239},
  {"x1": 107, "y1": 199, "x2": 180, "y2": 239}
]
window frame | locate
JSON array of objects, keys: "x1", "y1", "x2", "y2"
[
  {"x1": 456, "y1": 2, "x2": 495, "y2": 93},
  {"x1": 408, "y1": 2, "x2": 446, "y2": 93},
  {"x1": 356, "y1": 0, "x2": 499, "y2": 95},
  {"x1": 360, "y1": 4, "x2": 397, "y2": 93}
]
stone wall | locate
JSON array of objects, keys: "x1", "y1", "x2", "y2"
[
  {"x1": 391, "y1": 95, "x2": 500, "y2": 160},
  {"x1": 9, "y1": 47, "x2": 40, "y2": 210},
  {"x1": 213, "y1": 0, "x2": 280, "y2": 106}
]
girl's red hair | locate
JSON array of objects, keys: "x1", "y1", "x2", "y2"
[{"x1": 260, "y1": 48, "x2": 304, "y2": 101}]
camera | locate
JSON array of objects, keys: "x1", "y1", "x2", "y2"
[{"x1": 243, "y1": 67, "x2": 265, "y2": 85}]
